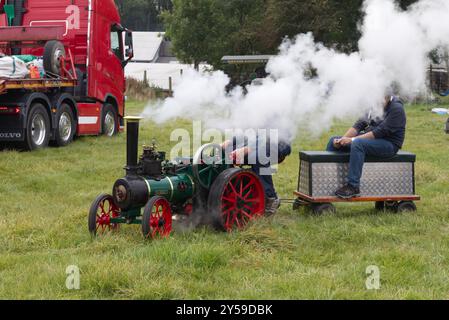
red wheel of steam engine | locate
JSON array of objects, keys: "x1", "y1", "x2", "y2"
[
  {"x1": 88, "y1": 194, "x2": 121, "y2": 236},
  {"x1": 208, "y1": 168, "x2": 266, "y2": 232},
  {"x1": 142, "y1": 196, "x2": 173, "y2": 239}
]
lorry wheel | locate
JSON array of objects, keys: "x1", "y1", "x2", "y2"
[
  {"x1": 43, "y1": 40, "x2": 66, "y2": 76},
  {"x1": 142, "y1": 196, "x2": 173, "y2": 239},
  {"x1": 54, "y1": 104, "x2": 76, "y2": 147},
  {"x1": 25, "y1": 103, "x2": 51, "y2": 150},
  {"x1": 208, "y1": 168, "x2": 265, "y2": 232},
  {"x1": 101, "y1": 104, "x2": 118, "y2": 137}
]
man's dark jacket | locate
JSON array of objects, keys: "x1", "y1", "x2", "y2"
[{"x1": 353, "y1": 97, "x2": 406, "y2": 150}]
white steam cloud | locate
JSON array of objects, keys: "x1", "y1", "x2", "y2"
[{"x1": 142, "y1": 0, "x2": 449, "y2": 141}]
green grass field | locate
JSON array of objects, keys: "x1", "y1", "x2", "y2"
[{"x1": 0, "y1": 101, "x2": 448, "y2": 299}]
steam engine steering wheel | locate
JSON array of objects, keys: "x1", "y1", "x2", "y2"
[{"x1": 192, "y1": 143, "x2": 231, "y2": 189}]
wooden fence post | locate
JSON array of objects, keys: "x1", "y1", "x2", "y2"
[{"x1": 143, "y1": 70, "x2": 148, "y2": 87}]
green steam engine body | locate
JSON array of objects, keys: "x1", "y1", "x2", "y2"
[{"x1": 88, "y1": 117, "x2": 266, "y2": 239}]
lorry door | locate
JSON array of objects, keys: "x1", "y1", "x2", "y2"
[{"x1": 88, "y1": 1, "x2": 124, "y2": 114}]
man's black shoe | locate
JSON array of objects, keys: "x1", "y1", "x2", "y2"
[
  {"x1": 265, "y1": 197, "x2": 281, "y2": 217},
  {"x1": 335, "y1": 184, "x2": 360, "y2": 199}
]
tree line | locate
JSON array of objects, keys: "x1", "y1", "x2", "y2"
[{"x1": 117, "y1": 0, "x2": 419, "y2": 68}]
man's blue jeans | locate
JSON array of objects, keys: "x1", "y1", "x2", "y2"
[
  {"x1": 252, "y1": 164, "x2": 277, "y2": 198},
  {"x1": 326, "y1": 136, "x2": 398, "y2": 188},
  {"x1": 241, "y1": 140, "x2": 291, "y2": 199}
]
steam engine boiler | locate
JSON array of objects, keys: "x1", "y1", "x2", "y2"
[{"x1": 88, "y1": 117, "x2": 266, "y2": 239}]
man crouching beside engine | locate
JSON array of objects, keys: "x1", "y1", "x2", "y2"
[
  {"x1": 326, "y1": 94, "x2": 407, "y2": 199},
  {"x1": 222, "y1": 135, "x2": 292, "y2": 216}
]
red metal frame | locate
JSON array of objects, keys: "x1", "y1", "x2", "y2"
[
  {"x1": 0, "y1": 26, "x2": 64, "y2": 43},
  {"x1": 59, "y1": 49, "x2": 77, "y2": 80}
]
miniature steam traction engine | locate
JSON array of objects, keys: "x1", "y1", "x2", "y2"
[{"x1": 88, "y1": 117, "x2": 266, "y2": 239}]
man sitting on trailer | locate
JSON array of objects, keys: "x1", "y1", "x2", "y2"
[
  {"x1": 326, "y1": 94, "x2": 407, "y2": 199},
  {"x1": 223, "y1": 135, "x2": 292, "y2": 216}
]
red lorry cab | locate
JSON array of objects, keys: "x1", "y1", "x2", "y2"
[{"x1": 0, "y1": 0, "x2": 133, "y2": 150}]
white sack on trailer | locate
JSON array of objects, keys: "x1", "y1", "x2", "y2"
[{"x1": 0, "y1": 56, "x2": 29, "y2": 79}]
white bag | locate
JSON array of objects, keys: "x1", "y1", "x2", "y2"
[{"x1": 0, "y1": 56, "x2": 29, "y2": 79}]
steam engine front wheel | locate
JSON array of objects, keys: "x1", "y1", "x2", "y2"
[
  {"x1": 88, "y1": 194, "x2": 121, "y2": 236},
  {"x1": 208, "y1": 168, "x2": 266, "y2": 232}
]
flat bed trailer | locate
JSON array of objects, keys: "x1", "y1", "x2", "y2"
[
  {"x1": 0, "y1": 78, "x2": 76, "y2": 95},
  {"x1": 292, "y1": 151, "x2": 421, "y2": 214}
]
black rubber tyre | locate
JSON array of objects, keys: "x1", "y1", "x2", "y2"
[
  {"x1": 375, "y1": 201, "x2": 385, "y2": 211},
  {"x1": 385, "y1": 201, "x2": 399, "y2": 211},
  {"x1": 208, "y1": 168, "x2": 266, "y2": 232},
  {"x1": 311, "y1": 203, "x2": 336, "y2": 215},
  {"x1": 25, "y1": 103, "x2": 51, "y2": 151},
  {"x1": 88, "y1": 194, "x2": 120, "y2": 237},
  {"x1": 54, "y1": 104, "x2": 76, "y2": 147},
  {"x1": 101, "y1": 104, "x2": 118, "y2": 136},
  {"x1": 396, "y1": 201, "x2": 417, "y2": 213},
  {"x1": 43, "y1": 40, "x2": 66, "y2": 75},
  {"x1": 142, "y1": 196, "x2": 173, "y2": 239},
  {"x1": 445, "y1": 117, "x2": 449, "y2": 134}
]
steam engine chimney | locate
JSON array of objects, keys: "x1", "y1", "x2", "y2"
[{"x1": 124, "y1": 116, "x2": 143, "y2": 176}]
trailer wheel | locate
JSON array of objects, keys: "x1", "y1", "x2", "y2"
[
  {"x1": 208, "y1": 168, "x2": 265, "y2": 232},
  {"x1": 396, "y1": 201, "x2": 417, "y2": 213},
  {"x1": 311, "y1": 203, "x2": 336, "y2": 215},
  {"x1": 88, "y1": 194, "x2": 121, "y2": 236},
  {"x1": 375, "y1": 201, "x2": 385, "y2": 211},
  {"x1": 101, "y1": 104, "x2": 118, "y2": 137},
  {"x1": 142, "y1": 196, "x2": 173, "y2": 239},
  {"x1": 54, "y1": 104, "x2": 76, "y2": 147},
  {"x1": 25, "y1": 103, "x2": 51, "y2": 150},
  {"x1": 43, "y1": 40, "x2": 66, "y2": 76},
  {"x1": 385, "y1": 201, "x2": 399, "y2": 211}
]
